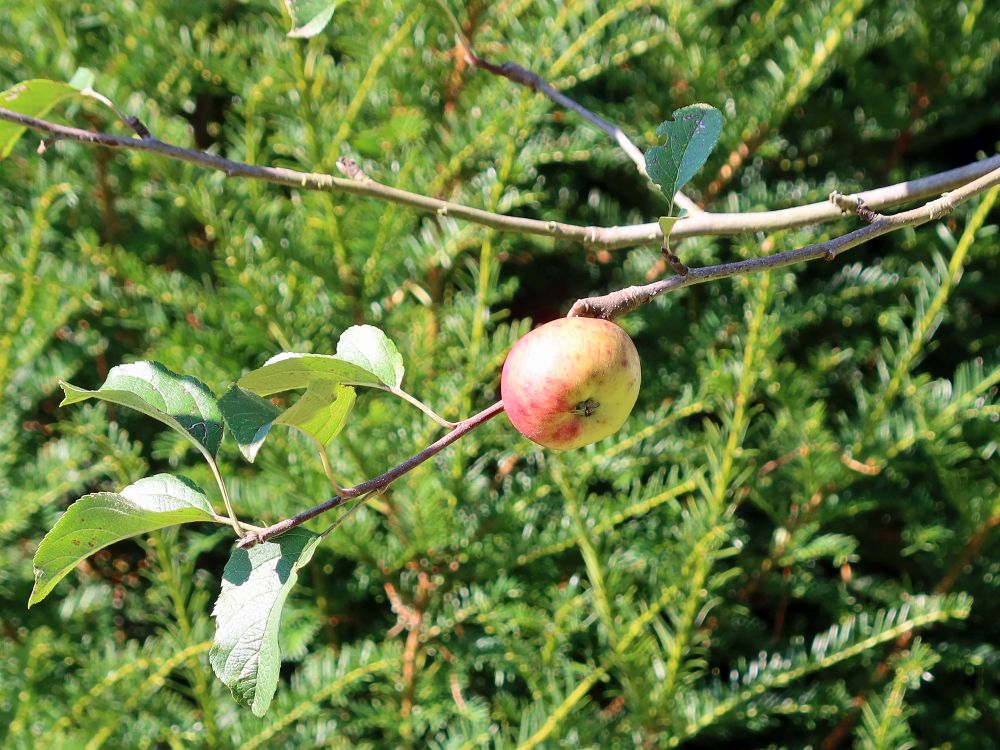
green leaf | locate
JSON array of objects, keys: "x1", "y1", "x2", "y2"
[
  {"x1": 645, "y1": 103, "x2": 723, "y2": 209},
  {"x1": 60, "y1": 361, "x2": 224, "y2": 457},
  {"x1": 284, "y1": 0, "x2": 336, "y2": 38},
  {"x1": 67, "y1": 67, "x2": 96, "y2": 91},
  {"x1": 238, "y1": 327, "x2": 404, "y2": 395},
  {"x1": 29, "y1": 474, "x2": 215, "y2": 607},
  {"x1": 238, "y1": 352, "x2": 382, "y2": 396},
  {"x1": 219, "y1": 385, "x2": 281, "y2": 463},
  {"x1": 275, "y1": 380, "x2": 357, "y2": 445},
  {"x1": 658, "y1": 216, "x2": 680, "y2": 238},
  {"x1": 0, "y1": 69, "x2": 96, "y2": 158},
  {"x1": 210, "y1": 528, "x2": 322, "y2": 716},
  {"x1": 335, "y1": 324, "x2": 405, "y2": 388}
]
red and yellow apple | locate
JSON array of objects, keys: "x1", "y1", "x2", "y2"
[{"x1": 500, "y1": 317, "x2": 641, "y2": 450}]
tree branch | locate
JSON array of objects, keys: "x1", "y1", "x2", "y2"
[
  {"x1": 568, "y1": 167, "x2": 1000, "y2": 319},
  {"x1": 236, "y1": 400, "x2": 505, "y2": 548},
  {"x1": 433, "y1": 0, "x2": 702, "y2": 210},
  {"x1": 1, "y1": 106, "x2": 996, "y2": 252},
  {"x1": 461, "y1": 49, "x2": 701, "y2": 215}
]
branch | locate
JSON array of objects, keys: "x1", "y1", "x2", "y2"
[
  {"x1": 236, "y1": 400, "x2": 505, "y2": 548},
  {"x1": 2, "y1": 106, "x2": 996, "y2": 251},
  {"x1": 432, "y1": 0, "x2": 694, "y2": 209},
  {"x1": 80, "y1": 88, "x2": 152, "y2": 139},
  {"x1": 568, "y1": 166, "x2": 1000, "y2": 319},
  {"x1": 461, "y1": 48, "x2": 700, "y2": 215}
]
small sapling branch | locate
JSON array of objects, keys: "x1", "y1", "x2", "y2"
[{"x1": 237, "y1": 400, "x2": 505, "y2": 547}]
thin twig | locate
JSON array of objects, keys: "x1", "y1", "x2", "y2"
[
  {"x1": 446, "y1": 6, "x2": 700, "y2": 215},
  {"x1": 387, "y1": 386, "x2": 458, "y2": 429},
  {"x1": 661, "y1": 239, "x2": 689, "y2": 276},
  {"x1": 237, "y1": 400, "x2": 505, "y2": 547},
  {"x1": 1, "y1": 106, "x2": 996, "y2": 251},
  {"x1": 80, "y1": 88, "x2": 151, "y2": 139},
  {"x1": 400, "y1": 571, "x2": 434, "y2": 718},
  {"x1": 568, "y1": 169, "x2": 1000, "y2": 319}
]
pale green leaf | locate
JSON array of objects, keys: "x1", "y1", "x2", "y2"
[
  {"x1": 284, "y1": 0, "x2": 336, "y2": 38},
  {"x1": 67, "y1": 67, "x2": 96, "y2": 91},
  {"x1": 60, "y1": 361, "x2": 223, "y2": 456},
  {"x1": 238, "y1": 327, "x2": 405, "y2": 396},
  {"x1": 238, "y1": 352, "x2": 382, "y2": 396},
  {"x1": 658, "y1": 216, "x2": 680, "y2": 238},
  {"x1": 0, "y1": 68, "x2": 96, "y2": 158},
  {"x1": 275, "y1": 380, "x2": 356, "y2": 445},
  {"x1": 29, "y1": 474, "x2": 214, "y2": 606},
  {"x1": 210, "y1": 528, "x2": 322, "y2": 716},
  {"x1": 645, "y1": 103, "x2": 723, "y2": 209},
  {"x1": 335, "y1": 324, "x2": 405, "y2": 388}
]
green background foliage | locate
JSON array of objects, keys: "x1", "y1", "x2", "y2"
[{"x1": 1, "y1": 0, "x2": 998, "y2": 747}]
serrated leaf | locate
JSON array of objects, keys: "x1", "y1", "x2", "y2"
[
  {"x1": 219, "y1": 385, "x2": 281, "y2": 462},
  {"x1": 210, "y1": 528, "x2": 322, "y2": 716},
  {"x1": 275, "y1": 380, "x2": 356, "y2": 445},
  {"x1": 335, "y1": 325, "x2": 405, "y2": 388},
  {"x1": 29, "y1": 474, "x2": 214, "y2": 606},
  {"x1": 645, "y1": 103, "x2": 723, "y2": 209},
  {"x1": 61, "y1": 361, "x2": 224, "y2": 456},
  {"x1": 284, "y1": 0, "x2": 336, "y2": 38}
]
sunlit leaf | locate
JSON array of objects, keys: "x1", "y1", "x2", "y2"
[
  {"x1": 29, "y1": 474, "x2": 214, "y2": 606},
  {"x1": 645, "y1": 103, "x2": 723, "y2": 210},
  {"x1": 335, "y1": 324, "x2": 405, "y2": 389},
  {"x1": 210, "y1": 528, "x2": 323, "y2": 716},
  {"x1": 60, "y1": 361, "x2": 223, "y2": 456},
  {"x1": 275, "y1": 380, "x2": 356, "y2": 445},
  {"x1": 238, "y1": 326, "x2": 404, "y2": 395},
  {"x1": 284, "y1": 0, "x2": 336, "y2": 38},
  {"x1": 0, "y1": 68, "x2": 95, "y2": 158}
]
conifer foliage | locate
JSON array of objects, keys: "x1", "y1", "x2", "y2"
[{"x1": 1, "y1": 0, "x2": 999, "y2": 747}]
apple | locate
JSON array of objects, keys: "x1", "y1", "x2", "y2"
[{"x1": 500, "y1": 317, "x2": 641, "y2": 450}]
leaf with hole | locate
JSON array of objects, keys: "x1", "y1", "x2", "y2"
[
  {"x1": 29, "y1": 474, "x2": 215, "y2": 607},
  {"x1": 210, "y1": 527, "x2": 322, "y2": 716},
  {"x1": 0, "y1": 68, "x2": 95, "y2": 158},
  {"x1": 60, "y1": 361, "x2": 224, "y2": 456},
  {"x1": 645, "y1": 103, "x2": 723, "y2": 211}
]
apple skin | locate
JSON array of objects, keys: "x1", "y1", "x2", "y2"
[{"x1": 500, "y1": 317, "x2": 641, "y2": 450}]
